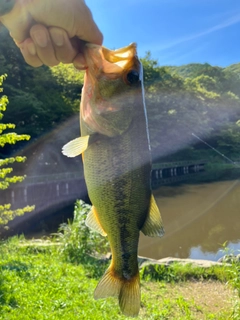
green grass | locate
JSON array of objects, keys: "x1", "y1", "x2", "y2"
[
  {"x1": 0, "y1": 236, "x2": 239, "y2": 320},
  {"x1": 0, "y1": 237, "x2": 117, "y2": 320},
  {"x1": 140, "y1": 260, "x2": 238, "y2": 283},
  {"x1": 0, "y1": 202, "x2": 239, "y2": 319}
]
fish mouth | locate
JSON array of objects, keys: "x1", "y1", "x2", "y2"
[
  {"x1": 81, "y1": 43, "x2": 141, "y2": 136},
  {"x1": 84, "y1": 43, "x2": 138, "y2": 79},
  {"x1": 83, "y1": 43, "x2": 140, "y2": 115}
]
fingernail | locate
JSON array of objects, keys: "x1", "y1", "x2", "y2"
[
  {"x1": 32, "y1": 31, "x2": 48, "y2": 48},
  {"x1": 50, "y1": 31, "x2": 64, "y2": 47},
  {"x1": 27, "y1": 42, "x2": 36, "y2": 55},
  {"x1": 74, "y1": 55, "x2": 87, "y2": 70},
  {"x1": 74, "y1": 62, "x2": 87, "y2": 70}
]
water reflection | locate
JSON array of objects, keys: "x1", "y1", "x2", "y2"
[{"x1": 139, "y1": 180, "x2": 240, "y2": 261}]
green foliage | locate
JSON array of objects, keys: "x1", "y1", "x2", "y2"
[
  {"x1": 0, "y1": 26, "x2": 240, "y2": 174},
  {"x1": 0, "y1": 237, "x2": 238, "y2": 319},
  {"x1": 140, "y1": 262, "x2": 223, "y2": 282},
  {"x1": 140, "y1": 52, "x2": 160, "y2": 86},
  {"x1": 224, "y1": 62, "x2": 240, "y2": 74},
  {"x1": 0, "y1": 28, "x2": 83, "y2": 141},
  {"x1": 139, "y1": 53, "x2": 240, "y2": 163},
  {"x1": 50, "y1": 62, "x2": 84, "y2": 100},
  {"x1": 220, "y1": 245, "x2": 240, "y2": 320},
  {"x1": 168, "y1": 63, "x2": 214, "y2": 78},
  {"x1": 0, "y1": 75, "x2": 34, "y2": 226},
  {"x1": 0, "y1": 204, "x2": 34, "y2": 226},
  {"x1": 220, "y1": 242, "x2": 240, "y2": 297},
  {"x1": 0, "y1": 75, "x2": 31, "y2": 146},
  {"x1": 185, "y1": 75, "x2": 220, "y2": 99},
  {"x1": 54, "y1": 200, "x2": 109, "y2": 264}
]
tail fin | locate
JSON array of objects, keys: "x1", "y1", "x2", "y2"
[
  {"x1": 94, "y1": 265, "x2": 140, "y2": 317},
  {"x1": 119, "y1": 274, "x2": 140, "y2": 317}
]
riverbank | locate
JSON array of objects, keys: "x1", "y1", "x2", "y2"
[{"x1": 0, "y1": 237, "x2": 239, "y2": 319}]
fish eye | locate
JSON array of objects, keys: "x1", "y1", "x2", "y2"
[{"x1": 126, "y1": 70, "x2": 140, "y2": 85}]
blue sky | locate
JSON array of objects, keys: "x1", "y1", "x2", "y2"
[{"x1": 87, "y1": 0, "x2": 240, "y2": 67}]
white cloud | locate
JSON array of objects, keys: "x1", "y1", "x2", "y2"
[{"x1": 151, "y1": 13, "x2": 240, "y2": 52}]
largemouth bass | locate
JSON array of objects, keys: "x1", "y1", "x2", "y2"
[{"x1": 63, "y1": 43, "x2": 164, "y2": 317}]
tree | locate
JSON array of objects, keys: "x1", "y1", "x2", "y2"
[
  {"x1": 0, "y1": 27, "x2": 82, "y2": 142},
  {"x1": 0, "y1": 75, "x2": 34, "y2": 226}
]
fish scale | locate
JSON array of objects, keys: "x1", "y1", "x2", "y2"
[{"x1": 62, "y1": 43, "x2": 164, "y2": 317}]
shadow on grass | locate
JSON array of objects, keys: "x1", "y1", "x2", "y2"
[
  {"x1": 67, "y1": 254, "x2": 109, "y2": 279},
  {"x1": 0, "y1": 260, "x2": 31, "y2": 310},
  {"x1": 0, "y1": 260, "x2": 30, "y2": 274}
]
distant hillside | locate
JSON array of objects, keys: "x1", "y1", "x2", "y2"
[
  {"x1": 167, "y1": 63, "x2": 225, "y2": 78},
  {"x1": 224, "y1": 63, "x2": 240, "y2": 75},
  {"x1": 168, "y1": 62, "x2": 240, "y2": 79}
]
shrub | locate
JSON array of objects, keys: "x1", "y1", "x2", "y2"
[
  {"x1": 0, "y1": 74, "x2": 34, "y2": 227},
  {"x1": 55, "y1": 200, "x2": 109, "y2": 264}
]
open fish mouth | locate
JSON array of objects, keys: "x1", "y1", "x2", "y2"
[
  {"x1": 81, "y1": 43, "x2": 142, "y2": 136},
  {"x1": 84, "y1": 42, "x2": 138, "y2": 77}
]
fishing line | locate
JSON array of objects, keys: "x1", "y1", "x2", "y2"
[{"x1": 191, "y1": 132, "x2": 239, "y2": 167}]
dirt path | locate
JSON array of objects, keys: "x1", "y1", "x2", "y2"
[{"x1": 141, "y1": 280, "x2": 238, "y2": 319}]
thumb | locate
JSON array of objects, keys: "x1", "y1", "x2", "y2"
[
  {"x1": 71, "y1": 2, "x2": 103, "y2": 45},
  {"x1": 0, "y1": 0, "x2": 33, "y2": 43}
]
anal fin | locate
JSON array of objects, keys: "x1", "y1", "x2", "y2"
[
  {"x1": 85, "y1": 206, "x2": 107, "y2": 237},
  {"x1": 62, "y1": 135, "x2": 90, "y2": 158},
  {"x1": 94, "y1": 265, "x2": 121, "y2": 299},
  {"x1": 141, "y1": 194, "x2": 165, "y2": 237}
]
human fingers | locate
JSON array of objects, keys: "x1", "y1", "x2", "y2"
[
  {"x1": 19, "y1": 38, "x2": 43, "y2": 68},
  {"x1": 73, "y1": 53, "x2": 87, "y2": 70},
  {"x1": 27, "y1": 0, "x2": 103, "y2": 45},
  {"x1": 30, "y1": 24, "x2": 59, "y2": 67},
  {"x1": 49, "y1": 27, "x2": 78, "y2": 64},
  {"x1": 19, "y1": 25, "x2": 87, "y2": 68},
  {"x1": 73, "y1": 3, "x2": 103, "y2": 45},
  {"x1": 1, "y1": 0, "x2": 103, "y2": 45}
]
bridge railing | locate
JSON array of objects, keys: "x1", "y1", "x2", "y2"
[
  {"x1": 152, "y1": 159, "x2": 207, "y2": 170},
  {"x1": 1, "y1": 160, "x2": 207, "y2": 207},
  {"x1": 24, "y1": 171, "x2": 83, "y2": 185},
  {"x1": 151, "y1": 160, "x2": 206, "y2": 188},
  {"x1": 22, "y1": 160, "x2": 206, "y2": 185}
]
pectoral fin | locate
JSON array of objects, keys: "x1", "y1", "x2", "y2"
[
  {"x1": 85, "y1": 206, "x2": 107, "y2": 237},
  {"x1": 62, "y1": 135, "x2": 90, "y2": 158},
  {"x1": 141, "y1": 195, "x2": 165, "y2": 237}
]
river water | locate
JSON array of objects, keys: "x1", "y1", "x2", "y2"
[{"x1": 139, "y1": 179, "x2": 240, "y2": 261}]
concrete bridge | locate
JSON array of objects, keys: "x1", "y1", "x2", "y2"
[
  {"x1": 0, "y1": 160, "x2": 206, "y2": 236},
  {"x1": 151, "y1": 159, "x2": 205, "y2": 188},
  {"x1": 0, "y1": 172, "x2": 89, "y2": 236}
]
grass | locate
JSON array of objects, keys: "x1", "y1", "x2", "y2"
[
  {"x1": 0, "y1": 237, "x2": 239, "y2": 320},
  {"x1": 0, "y1": 201, "x2": 239, "y2": 319}
]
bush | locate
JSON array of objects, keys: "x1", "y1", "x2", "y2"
[
  {"x1": 55, "y1": 200, "x2": 109, "y2": 264},
  {"x1": 0, "y1": 74, "x2": 34, "y2": 227}
]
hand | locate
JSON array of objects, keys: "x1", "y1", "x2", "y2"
[
  {"x1": 19, "y1": 24, "x2": 88, "y2": 68},
  {"x1": 0, "y1": 0, "x2": 103, "y2": 67}
]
